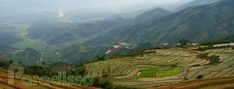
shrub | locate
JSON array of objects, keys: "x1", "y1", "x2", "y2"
[
  {"x1": 195, "y1": 46, "x2": 214, "y2": 51},
  {"x1": 92, "y1": 77, "x2": 113, "y2": 89},
  {"x1": 0, "y1": 62, "x2": 9, "y2": 67},
  {"x1": 114, "y1": 86, "x2": 138, "y2": 89},
  {"x1": 197, "y1": 53, "x2": 209, "y2": 59},
  {"x1": 208, "y1": 55, "x2": 220, "y2": 65},
  {"x1": 197, "y1": 53, "x2": 221, "y2": 65},
  {"x1": 97, "y1": 55, "x2": 106, "y2": 61},
  {"x1": 69, "y1": 65, "x2": 86, "y2": 77},
  {"x1": 179, "y1": 38, "x2": 190, "y2": 46},
  {"x1": 24, "y1": 65, "x2": 56, "y2": 76}
]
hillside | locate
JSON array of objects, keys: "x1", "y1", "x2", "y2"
[
  {"x1": 149, "y1": 77, "x2": 234, "y2": 89},
  {"x1": 85, "y1": 47, "x2": 234, "y2": 88},
  {"x1": 27, "y1": 18, "x2": 128, "y2": 45},
  {"x1": 86, "y1": 0, "x2": 234, "y2": 46},
  {"x1": 177, "y1": 0, "x2": 221, "y2": 11},
  {"x1": 134, "y1": 8, "x2": 171, "y2": 24}
]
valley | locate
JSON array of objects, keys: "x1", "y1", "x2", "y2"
[{"x1": 0, "y1": 0, "x2": 234, "y2": 89}]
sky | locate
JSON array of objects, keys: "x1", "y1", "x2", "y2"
[
  {"x1": 0, "y1": 0, "x2": 193, "y2": 19},
  {"x1": 0, "y1": 0, "x2": 193, "y2": 11}
]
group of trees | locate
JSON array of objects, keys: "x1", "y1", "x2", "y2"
[
  {"x1": 24, "y1": 65, "x2": 57, "y2": 77},
  {"x1": 179, "y1": 38, "x2": 190, "y2": 46},
  {"x1": 0, "y1": 61, "x2": 13, "y2": 69}
]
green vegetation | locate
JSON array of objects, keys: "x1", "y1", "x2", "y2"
[
  {"x1": 69, "y1": 64, "x2": 86, "y2": 77},
  {"x1": 24, "y1": 65, "x2": 57, "y2": 76},
  {"x1": 179, "y1": 38, "x2": 190, "y2": 46},
  {"x1": 139, "y1": 69, "x2": 157, "y2": 77},
  {"x1": 0, "y1": 61, "x2": 13, "y2": 69},
  {"x1": 197, "y1": 53, "x2": 221, "y2": 65},
  {"x1": 92, "y1": 77, "x2": 139, "y2": 89},
  {"x1": 88, "y1": 0, "x2": 234, "y2": 46},
  {"x1": 208, "y1": 55, "x2": 221, "y2": 65},
  {"x1": 140, "y1": 67, "x2": 183, "y2": 77},
  {"x1": 97, "y1": 55, "x2": 106, "y2": 61},
  {"x1": 158, "y1": 67, "x2": 183, "y2": 77},
  {"x1": 92, "y1": 77, "x2": 113, "y2": 89},
  {"x1": 114, "y1": 86, "x2": 139, "y2": 89}
]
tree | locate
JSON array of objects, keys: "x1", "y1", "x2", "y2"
[
  {"x1": 136, "y1": 42, "x2": 153, "y2": 50},
  {"x1": 97, "y1": 55, "x2": 106, "y2": 61},
  {"x1": 76, "y1": 66, "x2": 86, "y2": 77},
  {"x1": 208, "y1": 55, "x2": 220, "y2": 65},
  {"x1": 93, "y1": 77, "x2": 113, "y2": 89},
  {"x1": 179, "y1": 38, "x2": 190, "y2": 46}
]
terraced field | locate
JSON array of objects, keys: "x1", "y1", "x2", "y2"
[
  {"x1": 0, "y1": 69, "x2": 98, "y2": 89},
  {"x1": 85, "y1": 48, "x2": 234, "y2": 88},
  {"x1": 149, "y1": 77, "x2": 234, "y2": 89}
]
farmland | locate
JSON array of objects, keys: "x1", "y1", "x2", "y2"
[
  {"x1": 0, "y1": 69, "x2": 98, "y2": 89},
  {"x1": 86, "y1": 47, "x2": 234, "y2": 88}
]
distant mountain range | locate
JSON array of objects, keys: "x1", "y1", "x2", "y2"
[
  {"x1": 86, "y1": 0, "x2": 234, "y2": 46},
  {"x1": 177, "y1": 0, "x2": 221, "y2": 11}
]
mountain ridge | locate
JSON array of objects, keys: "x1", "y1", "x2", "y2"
[{"x1": 86, "y1": 0, "x2": 234, "y2": 46}]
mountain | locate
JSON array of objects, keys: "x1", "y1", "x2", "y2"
[
  {"x1": 0, "y1": 44, "x2": 16, "y2": 52},
  {"x1": 60, "y1": 45, "x2": 111, "y2": 64},
  {"x1": 85, "y1": 8, "x2": 172, "y2": 46},
  {"x1": 223, "y1": 35, "x2": 234, "y2": 42},
  {"x1": 134, "y1": 8, "x2": 171, "y2": 24},
  {"x1": 0, "y1": 30, "x2": 21, "y2": 45},
  {"x1": 177, "y1": 0, "x2": 221, "y2": 11},
  {"x1": 86, "y1": 0, "x2": 234, "y2": 46},
  {"x1": 28, "y1": 18, "x2": 129, "y2": 45}
]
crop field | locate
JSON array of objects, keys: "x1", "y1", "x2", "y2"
[
  {"x1": 0, "y1": 69, "x2": 98, "y2": 89},
  {"x1": 86, "y1": 48, "x2": 234, "y2": 88},
  {"x1": 149, "y1": 77, "x2": 234, "y2": 89},
  {"x1": 140, "y1": 67, "x2": 183, "y2": 78}
]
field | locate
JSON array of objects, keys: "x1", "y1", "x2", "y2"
[
  {"x1": 85, "y1": 47, "x2": 234, "y2": 88},
  {"x1": 140, "y1": 67, "x2": 183, "y2": 77},
  {"x1": 149, "y1": 77, "x2": 234, "y2": 89},
  {"x1": 0, "y1": 69, "x2": 98, "y2": 89}
]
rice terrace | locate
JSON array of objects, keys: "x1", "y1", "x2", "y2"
[{"x1": 86, "y1": 47, "x2": 234, "y2": 88}]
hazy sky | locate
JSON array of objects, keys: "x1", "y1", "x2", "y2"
[
  {"x1": 0, "y1": 0, "x2": 193, "y2": 11},
  {"x1": 0, "y1": 0, "x2": 193, "y2": 18}
]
